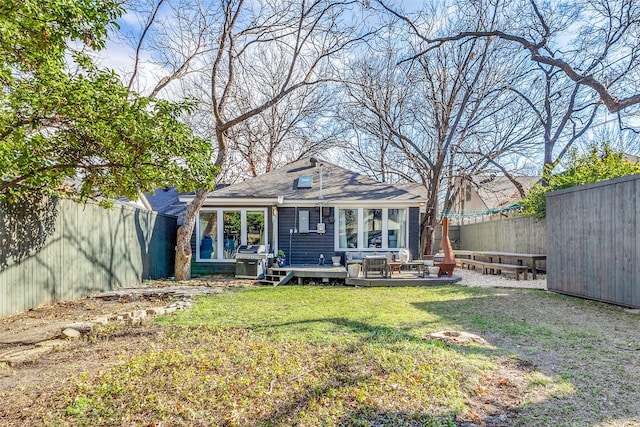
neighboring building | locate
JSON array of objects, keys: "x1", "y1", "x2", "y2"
[
  {"x1": 143, "y1": 187, "x2": 187, "y2": 224},
  {"x1": 449, "y1": 175, "x2": 539, "y2": 223},
  {"x1": 179, "y1": 158, "x2": 426, "y2": 275}
]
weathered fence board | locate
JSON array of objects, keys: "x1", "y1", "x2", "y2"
[
  {"x1": 0, "y1": 198, "x2": 176, "y2": 317},
  {"x1": 547, "y1": 174, "x2": 639, "y2": 308},
  {"x1": 453, "y1": 215, "x2": 546, "y2": 254}
]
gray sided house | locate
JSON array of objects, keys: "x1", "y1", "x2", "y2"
[{"x1": 179, "y1": 158, "x2": 425, "y2": 276}]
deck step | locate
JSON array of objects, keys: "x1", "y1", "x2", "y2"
[{"x1": 260, "y1": 270, "x2": 294, "y2": 286}]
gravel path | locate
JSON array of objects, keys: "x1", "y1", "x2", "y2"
[{"x1": 455, "y1": 268, "x2": 547, "y2": 290}]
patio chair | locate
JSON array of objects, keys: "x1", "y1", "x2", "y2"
[{"x1": 363, "y1": 255, "x2": 388, "y2": 278}]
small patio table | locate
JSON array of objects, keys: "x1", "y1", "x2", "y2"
[
  {"x1": 403, "y1": 261, "x2": 426, "y2": 277},
  {"x1": 388, "y1": 262, "x2": 403, "y2": 275}
]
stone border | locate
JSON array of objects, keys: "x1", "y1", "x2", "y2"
[{"x1": 0, "y1": 295, "x2": 206, "y2": 367}]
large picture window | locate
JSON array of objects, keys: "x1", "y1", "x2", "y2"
[
  {"x1": 246, "y1": 211, "x2": 265, "y2": 245},
  {"x1": 196, "y1": 208, "x2": 268, "y2": 261},
  {"x1": 223, "y1": 211, "x2": 241, "y2": 259},
  {"x1": 198, "y1": 211, "x2": 217, "y2": 260},
  {"x1": 336, "y1": 208, "x2": 408, "y2": 250},
  {"x1": 338, "y1": 208, "x2": 358, "y2": 248},
  {"x1": 387, "y1": 209, "x2": 407, "y2": 248},
  {"x1": 364, "y1": 208, "x2": 383, "y2": 248}
]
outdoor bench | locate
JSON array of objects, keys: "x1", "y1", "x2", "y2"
[{"x1": 456, "y1": 258, "x2": 529, "y2": 280}]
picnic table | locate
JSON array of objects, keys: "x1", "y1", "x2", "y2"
[{"x1": 453, "y1": 250, "x2": 546, "y2": 279}]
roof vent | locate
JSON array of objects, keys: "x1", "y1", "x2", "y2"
[{"x1": 310, "y1": 157, "x2": 318, "y2": 167}]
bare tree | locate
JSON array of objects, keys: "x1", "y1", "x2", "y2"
[
  {"x1": 122, "y1": 0, "x2": 214, "y2": 98},
  {"x1": 119, "y1": 0, "x2": 373, "y2": 279},
  {"x1": 509, "y1": 63, "x2": 601, "y2": 178},
  {"x1": 223, "y1": 75, "x2": 342, "y2": 179},
  {"x1": 376, "y1": 0, "x2": 640, "y2": 116},
  {"x1": 341, "y1": 13, "x2": 539, "y2": 255}
]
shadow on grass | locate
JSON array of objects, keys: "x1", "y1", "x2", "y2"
[
  {"x1": 250, "y1": 316, "x2": 520, "y2": 426},
  {"x1": 256, "y1": 340, "x2": 460, "y2": 427},
  {"x1": 256, "y1": 316, "x2": 443, "y2": 348},
  {"x1": 193, "y1": 286, "x2": 640, "y2": 425},
  {"x1": 256, "y1": 290, "x2": 640, "y2": 426},
  {"x1": 411, "y1": 290, "x2": 640, "y2": 426}
]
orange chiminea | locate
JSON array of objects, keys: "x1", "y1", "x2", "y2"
[{"x1": 436, "y1": 216, "x2": 456, "y2": 276}]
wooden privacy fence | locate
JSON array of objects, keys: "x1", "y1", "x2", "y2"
[
  {"x1": 437, "y1": 215, "x2": 546, "y2": 255},
  {"x1": 546, "y1": 174, "x2": 640, "y2": 308},
  {"x1": 0, "y1": 198, "x2": 177, "y2": 317}
]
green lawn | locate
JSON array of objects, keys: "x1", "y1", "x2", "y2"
[{"x1": 47, "y1": 285, "x2": 640, "y2": 426}]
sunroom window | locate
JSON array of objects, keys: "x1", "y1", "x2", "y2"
[
  {"x1": 198, "y1": 211, "x2": 217, "y2": 259},
  {"x1": 246, "y1": 210, "x2": 265, "y2": 245},
  {"x1": 336, "y1": 208, "x2": 408, "y2": 250},
  {"x1": 364, "y1": 208, "x2": 383, "y2": 248},
  {"x1": 338, "y1": 208, "x2": 358, "y2": 248},
  {"x1": 223, "y1": 211, "x2": 241, "y2": 259},
  {"x1": 387, "y1": 209, "x2": 407, "y2": 248},
  {"x1": 197, "y1": 208, "x2": 268, "y2": 261}
]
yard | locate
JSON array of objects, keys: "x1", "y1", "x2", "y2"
[{"x1": 1, "y1": 278, "x2": 640, "y2": 426}]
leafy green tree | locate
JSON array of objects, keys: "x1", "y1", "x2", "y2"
[
  {"x1": 520, "y1": 143, "x2": 640, "y2": 218},
  {"x1": 0, "y1": 0, "x2": 217, "y2": 205}
]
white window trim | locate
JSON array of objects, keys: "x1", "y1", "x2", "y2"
[
  {"x1": 196, "y1": 208, "x2": 268, "y2": 262},
  {"x1": 334, "y1": 207, "x2": 409, "y2": 251}
]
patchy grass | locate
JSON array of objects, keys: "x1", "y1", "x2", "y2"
[
  {"x1": 5, "y1": 284, "x2": 640, "y2": 426},
  {"x1": 52, "y1": 327, "x2": 470, "y2": 426}
]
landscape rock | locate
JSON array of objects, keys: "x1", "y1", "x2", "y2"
[
  {"x1": 132, "y1": 310, "x2": 147, "y2": 320},
  {"x1": 147, "y1": 307, "x2": 166, "y2": 316},
  {"x1": 428, "y1": 330, "x2": 491, "y2": 346},
  {"x1": 35, "y1": 339, "x2": 70, "y2": 350},
  {"x1": 93, "y1": 316, "x2": 109, "y2": 325},
  {"x1": 90, "y1": 286, "x2": 224, "y2": 302},
  {"x1": 61, "y1": 328, "x2": 81, "y2": 339},
  {"x1": 62, "y1": 322, "x2": 94, "y2": 333},
  {"x1": 0, "y1": 347, "x2": 53, "y2": 366}
]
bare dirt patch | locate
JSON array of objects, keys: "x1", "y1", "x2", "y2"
[{"x1": 0, "y1": 276, "x2": 254, "y2": 392}]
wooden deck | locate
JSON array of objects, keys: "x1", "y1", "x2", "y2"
[
  {"x1": 263, "y1": 265, "x2": 347, "y2": 285},
  {"x1": 262, "y1": 265, "x2": 460, "y2": 287},
  {"x1": 346, "y1": 273, "x2": 461, "y2": 287}
]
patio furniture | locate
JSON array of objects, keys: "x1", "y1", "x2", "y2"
[
  {"x1": 403, "y1": 260, "x2": 426, "y2": 277},
  {"x1": 363, "y1": 255, "x2": 388, "y2": 278},
  {"x1": 456, "y1": 258, "x2": 529, "y2": 280},
  {"x1": 388, "y1": 261, "x2": 403, "y2": 275},
  {"x1": 452, "y1": 250, "x2": 546, "y2": 279},
  {"x1": 345, "y1": 250, "x2": 400, "y2": 266}
]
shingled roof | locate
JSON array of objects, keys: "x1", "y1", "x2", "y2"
[
  {"x1": 195, "y1": 158, "x2": 425, "y2": 204},
  {"x1": 474, "y1": 176, "x2": 539, "y2": 210},
  {"x1": 143, "y1": 187, "x2": 187, "y2": 224}
]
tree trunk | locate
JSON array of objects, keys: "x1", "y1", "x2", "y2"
[
  {"x1": 174, "y1": 189, "x2": 209, "y2": 281},
  {"x1": 420, "y1": 208, "x2": 437, "y2": 257}
]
